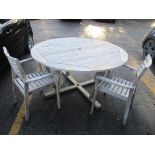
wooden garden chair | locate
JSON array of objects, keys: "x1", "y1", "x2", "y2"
[
  {"x1": 90, "y1": 54, "x2": 152, "y2": 126},
  {"x1": 3, "y1": 47, "x2": 61, "y2": 121}
]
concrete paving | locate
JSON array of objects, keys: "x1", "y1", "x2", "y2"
[{"x1": 0, "y1": 19, "x2": 155, "y2": 134}]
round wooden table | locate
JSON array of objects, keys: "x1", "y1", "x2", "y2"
[{"x1": 31, "y1": 37, "x2": 128, "y2": 108}]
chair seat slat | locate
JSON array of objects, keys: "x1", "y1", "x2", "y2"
[
  {"x1": 27, "y1": 74, "x2": 39, "y2": 90},
  {"x1": 37, "y1": 71, "x2": 52, "y2": 85}
]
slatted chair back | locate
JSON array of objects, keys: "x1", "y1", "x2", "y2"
[
  {"x1": 3, "y1": 47, "x2": 27, "y2": 82},
  {"x1": 134, "y1": 54, "x2": 152, "y2": 85}
]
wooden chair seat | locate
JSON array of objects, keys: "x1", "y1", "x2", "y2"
[
  {"x1": 14, "y1": 71, "x2": 55, "y2": 95},
  {"x1": 98, "y1": 76, "x2": 133, "y2": 101}
]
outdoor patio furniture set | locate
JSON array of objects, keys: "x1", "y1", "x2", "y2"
[{"x1": 3, "y1": 37, "x2": 152, "y2": 126}]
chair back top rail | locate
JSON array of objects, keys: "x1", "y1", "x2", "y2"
[{"x1": 3, "y1": 47, "x2": 27, "y2": 81}]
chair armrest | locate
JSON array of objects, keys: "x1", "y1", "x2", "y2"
[
  {"x1": 26, "y1": 73, "x2": 53, "y2": 83},
  {"x1": 122, "y1": 64, "x2": 137, "y2": 71},
  {"x1": 96, "y1": 75, "x2": 135, "y2": 89},
  {"x1": 20, "y1": 58, "x2": 34, "y2": 64}
]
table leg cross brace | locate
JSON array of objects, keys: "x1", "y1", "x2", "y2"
[{"x1": 44, "y1": 71, "x2": 101, "y2": 108}]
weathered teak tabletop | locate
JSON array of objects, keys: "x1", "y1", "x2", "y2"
[{"x1": 31, "y1": 37, "x2": 128, "y2": 108}]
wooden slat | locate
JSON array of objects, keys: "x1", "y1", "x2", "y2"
[
  {"x1": 27, "y1": 74, "x2": 38, "y2": 90},
  {"x1": 30, "y1": 73, "x2": 44, "y2": 88},
  {"x1": 38, "y1": 72, "x2": 52, "y2": 85},
  {"x1": 16, "y1": 78, "x2": 24, "y2": 89},
  {"x1": 112, "y1": 84, "x2": 120, "y2": 93},
  {"x1": 108, "y1": 76, "x2": 116, "y2": 91},
  {"x1": 115, "y1": 78, "x2": 123, "y2": 95},
  {"x1": 14, "y1": 79, "x2": 25, "y2": 95},
  {"x1": 121, "y1": 88, "x2": 129, "y2": 97},
  {"x1": 34, "y1": 73, "x2": 46, "y2": 86}
]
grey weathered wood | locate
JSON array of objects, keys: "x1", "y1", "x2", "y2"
[
  {"x1": 91, "y1": 54, "x2": 152, "y2": 126},
  {"x1": 3, "y1": 47, "x2": 61, "y2": 121}
]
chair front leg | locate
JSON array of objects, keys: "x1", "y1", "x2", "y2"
[
  {"x1": 123, "y1": 93, "x2": 133, "y2": 126},
  {"x1": 130, "y1": 88, "x2": 136, "y2": 110},
  {"x1": 123, "y1": 102, "x2": 131, "y2": 126},
  {"x1": 24, "y1": 83, "x2": 30, "y2": 121}
]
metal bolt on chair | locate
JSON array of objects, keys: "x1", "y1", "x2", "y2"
[
  {"x1": 3, "y1": 47, "x2": 61, "y2": 121},
  {"x1": 90, "y1": 54, "x2": 152, "y2": 126}
]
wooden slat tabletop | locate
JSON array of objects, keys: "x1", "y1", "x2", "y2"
[{"x1": 31, "y1": 37, "x2": 128, "y2": 72}]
